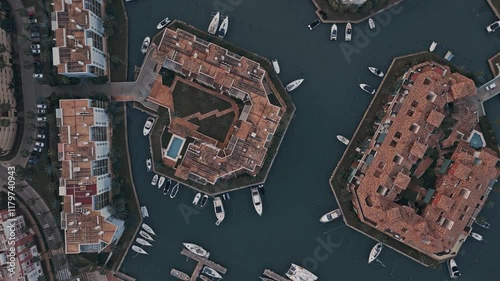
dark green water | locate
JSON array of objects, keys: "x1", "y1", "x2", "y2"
[{"x1": 121, "y1": 0, "x2": 500, "y2": 280}]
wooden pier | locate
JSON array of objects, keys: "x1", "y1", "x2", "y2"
[
  {"x1": 178, "y1": 249, "x2": 227, "y2": 281},
  {"x1": 263, "y1": 269, "x2": 289, "y2": 281}
]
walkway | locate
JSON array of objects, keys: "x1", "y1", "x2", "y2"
[{"x1": 476, "y1": 73, "x2": 500, "y2": 114}]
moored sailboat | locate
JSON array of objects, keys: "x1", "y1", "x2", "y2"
[
  {"x1": 336, "y1": 135, "x2": 349, "y2": 145},
  {"x1": 208, "y1": 12, "x2": 220, "y2": 35},
  {"x1": 157, "y1": 176, "x2": 165, "y2": 189},
  {"x1": 142, "y1": 223, "x2": 156, "y2": 236},
  {"x1": 136, "y1": 237, "x2": 152, "y2": 247},
  {"x1": 139, "y1": 230, "x2": 155, "y2": 242},
  {"x1": 132, "y1": 245, "x2": 148, "y2": 255},
  {"x1": 286, "y1": 79, "x2": 304, "y2": 92},
  {"x1": 217, "y1": 15, "x2": 228, "y2": 38},
  {"x1": 202, "y1": 266, "x2": 223, "y2": 279},
  {"x1": 319, "y1": 209, "x2": 342, "y2": 223},
  {"x1": 368, "y1": 242, "x2": 383, "y2": 264},
  {"x1": 170, "y1": 182, "x2": 179, "y2": 198},
  {"x1": 183, "y1": 243, "x2": 210, "y2": 258}
]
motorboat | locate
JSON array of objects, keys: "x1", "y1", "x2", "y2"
[
  {"x1": 286, "y1": 263, "x2": 318, "y2": 281},
  {"x1": 136, "y1": 238, "x2": 152, "y2": 247},
  {"x1": 475, "y1": 220, "x2": 490, "y2": 229},
  {"x1": 448, "y1": 259, "x2": 461, "y2": 279},
  {"x1": 156, "y1": 17, "x2": 171, "y2": 30},
  {"x1": 131, "y1": 245, "x2": 148, "y2": 255},
  {"x1": 213, "y1": 196, "x2": 225, "y2": 224},
  {"x1": 183, "y1": 243, "x2": 210, "y2": 258},
  {"x1": 143, "y1": 117, "x2": 155, "y2": 136},
  {"x1": 139, "y1": 230, "x2": 155, "y2": 242},
  {"x1": 319, "y1": 209, "x2": 342, "y2": 223},
  {"x1": 368, "y1": 66, "x2": 384, "y2": 77},
  {"x1": 192, "y1": 193, "x2": 202, "y2": 205},
  {"x1": 170, "y1": 182, "x2": 179, "y2": 198},
  {"x1": 146, "y1": 158, "x2": 152, "y2": 171},
  {"x1": 470, "y1": 232, "x2": 484, "y2": 241},
  {"x1": 200, "y1": 195, "x2": 209, "y2": 208},
  {"x1": 336, "y1": 135, "x2": 349, "y2": 145},
  {"x1": 202, "y1": 266, "x2": 222, "y2": 279},
  {"x1": 163, "y1": 180, "x2": 172, "y2": 195},
  {"x1": 208, "y1": 12, "x2": 220, "y2": 35},
  {"x1": 170, "y1": 269, "x2": 189, "y2": 281},
  {"x1": 151, "y1": 174, "x2": 159, "y2": 186},
  {"x1": 286, "y1": 79, "x2": 304, "y2": 92},
  {"x1": 368, "y1": 242, "x2": 383, "y2": 264},
  {"x1": 444, "y1": 50, "x2": 454, "y2": 61},
  {"x1": 217, "y1": 15, "x2": 228, "y2": 38},
  {"x1": 272, "y1": 59, "x2": 280, "y2": 74},
  {"x1": 429, "y1": 41, "x2": 437, "y2": 52},
  {"x1": 359, "y1": 83, "x2": 376, "y2": 95},
  {"x1": 140, "y1": 36, "x2": 150, "y2": 54},
  {"x1": 345, "y1": 23, "x2": 352, "y2": 41},
  {"x1": 142, "y1": 223, "x2": 156, "y2": 235},
  {"x1": 140, "y1": 206, "x2": 149, "y2": 218},
  {"x1": 330, "y1": 24, "x2": 337, "y2": 41},
  {"x1": 251, "y1": 187, "x2": 263, "y2": 216},
  {"x1": 368, "y1": 18, "x2": 375, "y2": 30},
  {"x1": 157, "y1": 176, "x2": 165, "y2": 189},
  {"x1": 308, "y1": 19, "x2": 320, "y2": 30}
]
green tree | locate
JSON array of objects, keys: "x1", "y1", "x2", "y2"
[
  {"x1": 47, "y1": 182, "x2": 57, "y2": 193},
  {"x1": 109, "y1": 198, "x2": 128, "y2": 219},
  {"x1": 109, "y1": 54, "x2": 122, "y2": 69},
  {"x1": 20, "y1": 149, "x2": 30, "y2": 157},
  {"x1": 0, "y1": 102, "x2": 11, "y2": 112},
  {"x1": 0, "y1": 118, "x2": 11, "y2": 127},
  {"x1": 45, "y1": 163, "x2": 56, "y2": 176},
  {"x1": 103, "y1": 14, "x2": 118, "y2": 36}
]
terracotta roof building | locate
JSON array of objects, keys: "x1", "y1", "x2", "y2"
[
  {"x1": 0, "y1": 25, "x2": 17, "y2": 156},
  {"x1": 51, "y1": 0, "x2": 107, "y2": 77},
  {"x1": 349, "y1": 61, "x2": 500, "y2": 261}
]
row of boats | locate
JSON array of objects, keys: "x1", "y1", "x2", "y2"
[
  {"x1": 214, "y1": 185, "x2": 264, "y2": 225},
  {"x1": 359, "y1": 66, "x2": 385, "y2": 95},
  {"x1": 131, "y1": 223, "x2": 157, "y2": 255},
  {"x1": 309, "y1": 18, "x2": 376, "y2": 41},
  {"x1": 208, "y1": 12, "x2": 229, "y2": 38}
]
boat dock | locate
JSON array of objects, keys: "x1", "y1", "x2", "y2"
[
  {"x1": 179, "y1": 249, "x2": 227, "y2": 281},
  {"x1": 263, "y1": 269, "x2": 289, "y2": 281}
]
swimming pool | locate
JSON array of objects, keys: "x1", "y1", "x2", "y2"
[
  {"x1": 165, "y1": 135, "x2": 185, "y2": 160},
  {"x1": 468, "y1": 130, "x2": 485, "y2": 149}
]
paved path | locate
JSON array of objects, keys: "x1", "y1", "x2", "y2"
[{"x1": 476, "y1": 72, "x2": 500, "y2": 116}]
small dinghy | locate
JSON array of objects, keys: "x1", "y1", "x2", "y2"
[
  {"x1": 330, "y1": 24, "x2": 337, "y2": 41},
  {"x1": 272, "y1": 59, "x2": 280, "y2": 74},
  {"x1": 475, "y1": 220, "x2": 491, "y2": 229},
  {"x1": 336, "y1": 135, "x2": 349, "y2": 145},
  {"x1": 208, "y1": 12, "x2": 220, "y2": 35},
  {"x1": 146, "y1": 158, "x2": 152, "y2": 171},
  {"x1": 142, "y1": 223, "x2": 156, "y2": 236},
  {"x1": 202, "y1": 266, "x2": 223, "y2": 279},
  {"x1": 368, "y1": 18, "x2": 375, "y2": 30},
  {"x1": 170, "y1": 182, "x2": 179, "y2": 198},
  {"x1": 136, "y1": 238, "x2": 152, "y2": 247},
  {"x1": 192, "y1": 193, "x2": 202, "y2": 205},
  {"x1": 157, "y1": 176, "x2": 165, "y2": 189},
  {"x1": 368, "y1": 66, "x2": 384, "y2": 77},
  {"x1": 151, "y1": 174, "x2": 158, "y2": 186},
  {"x1": 139, "y1": 230, "x2": 155, "y2": 242},
  {"x1": 429, "y1": 41, "x2": 437, "y2": 52},
  {"x1": 448, "y1": 259, "x2": 461, "y2": 279},
  {"x1": 368, "y1": 242, "x2": 383, "y2": 264},
  {"x1": 217, "y1": 15, "x2": 228, "y2": 38},
  {"x1": 183, "y1": 243, "x2": 210, "y2": 258},
  {"x1": 286, "y1": 79, "x2": 304, "y2": 92},
  {"x1": 132, "y1": 245, "x2": 148, "y2": 255},
  {"x1": 156, "y1": 17, "x2": 171, "y2": 30},
  {"x1": 170, "y1": 269, "x2": 189, "y2": 281},
  {"x1": 140, "y1": 206, "x2": 149, "y2": 218},
  {"x1": 345, "y1": 23, "x2": 352, "y2": 41},
  {"x1": 140, "y1": 37, "x2": 150, "y2": 54},
  {"x1": 200, "y1": 195, "x2": 209, "y2": 208},
  {"x1": 319, "y1": 209, "x2": 342, "y2": 223},
  {"x1": 360, "y1": 83, "x2": 376, "y2": 95}
]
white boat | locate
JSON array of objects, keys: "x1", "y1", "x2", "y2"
[
  {"x1": 474, "y1": 220, "x2": 490, "y2": 229},
  {"x1": 139, "y1": 230, "x2": 155, "y2": 242},
  {"x1": 330, "y1": 24, "x2": 337, "y2": 41},
  {"x1": 345, "y1": 23, "x2": 352, "y2": 41},
  {"x1": 202, "y1": 266, "x2": 222, "y2": 279},
  {"x1": 183, "y1": 243, "x2": 210, "y2": 258},
  {"x1": 131, "y1": 245, "x2": 148, "y2": 255},
  {"x1": 217, "y1": 15, "x2": 228, "y2": 38},
  {"x1": 286, "y1": 263, "x2": 318, "y2": 281},
  {"x1": 157, "y1": 176, "x2": 165, "y2": 189},
  {"x1": 192, "y1": 193, "x2": 202, "y2": 205},
  {"x1": 136, "y1": 238, "x2": 152, "y2": 247},
  {"x1": 170, "y1": 182, "x2": 179, "y2": 198},
  {"x1": 319, "y1": 209, "x2": 342, "y2": 223},
  {"x1": 151, "y1": 174, "x2": 159, "y2": 186},
  {"x1": 286, "y1": 79, "x2": 304, "y2": 92},
  {"x1": 251, "y1": 187, "x2": 263, "y2": 216},
  {"x1": 142, "y1": 223, "x2": 156, "y2": 236},
  {"x1": 208, "y1": 12, "x2": 220, "y2": 35},
  {"x1": 470, "y1": 232, "x2": 484, "y2": 241},
  {"x1": 368, "y1": 66, "x2": 384, "y2": 77},
  {"x1": 368, "y1": 242, "x2": 383, "y2": 264},
  {"x1": 360, "y1": 83, "x2": 376, "y2": 95},
  {"x1": 170, "y1": 269, "x2": 189, "y2": 281},
  {"x1": 272, "y1": 59, "x2": 280, "y2": 74},
  {"x1": 200, "y1": 195, "x2": 209, "y2": 208},
  {"x1": 448, "y1": 259, "x2": 461, "y2": 279},
  {"x1": 146, "y1": 158, "x2": 152, "y2": 171},
  {"x1": 143, "y1": 117, "x2": 155, "y2": 136},
  {"x1": 336, "y1": 135, "x2": 349, "y2": 145},
  {"x1": 156, "y1": 17, "x2": 171, "y2": 30},
  {"x1": 368, "y1": 18, "x2": 375, "y2": 30},
  {"x1": 140, "y1": 36, "x2": 150, "y2": 54},
  {"x1": 444, "y1": 50, "x2": 454, "y2": 61},
  {"x1": 429, "y1": 41, "x2": 437, "y2": 52},
  {"x1": 213, "y1": 196, "x2": 225, "y2": 224},
  {"x1": 140, "y1": 206, "x2": 149, "y2": 218}
]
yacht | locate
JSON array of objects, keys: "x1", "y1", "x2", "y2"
[
  {"x1": 319, "y1": 209, "x2": 342, "y2": 223},
  {"x1": 368, "y1": 18, "x2": 375, "y2": 30},
  {"x1": 157, "y1": 176, "x2": 166, "y2": 189},
  {"x1": 139, "y1": 230, "x2": 155, "y2": 242},
  {"x1": 140, "y1": 206, "x2": 149, "y2": 218},
  {"x1": 151, "y1": 174, "x2": 159, "y2": 186},
  {"x1": 286, "y1": 79, "x2": 304, "y2": 92},
  {"x1": 142, "y1": 223, "x2": 156, "y2": 235},
  {"x1": 192, "y1": 193, "x2": 202, "y2": 205},
  {"x1": 135, "y1": 238, "x2": 152, "y2": 247},
  {"x1": 359, "y1": 83, "x2": 376, "y2": 95},
  {"x1": 429, "y1": 41, "x2": 437, "y2": 52},
  {"x1": 146, "y1": 158, "x2": 152, "y2": 171},
  {"x1": 272, "y1": 59, "x2": 280, "y2": 74},
  {"x1": 330, "y1": 24, "x2": 337, "y2": 41},
  {"x1": 208, "y1": 12, "x2": 220, "y2": 35},
  {"x1": 336, "y1": 135, "x2": 349, "y2": 145},
  {"x1": 368, "y1": 66, "x2": 384, "y2": 77},
  {"x1": 286, "y1": 263, "x2": 318, "y2": 281},
  {"x1": 217, "y1": 15, "x2": 228, "y2": 38},
  {"x1": 345, "y1": 23, "x2": 352, "y2": 41},
  {"x1": 251, "y1": 187, "x2": 263, "y2": 216},
  {"x1": 156, "y1": 17, "x2": 171, "y2": 30},
  {"x1": 131, "y1": 245, "x2": 148, "y2": 255},
  {"x1": 202, "y1": 266, "x2": 222, "y2": 279},
  {"x1": 170, "y1": 269, "x2": 189, "y2": 281},
  {"x1": 213, "y1": 196, "x2": 225, "y2": 224},
  {"x1": 368, "y1": 242, "x2": 383, "y2": 264},
  {"x1": 183, "y1": 243, "x2": 210, "y2": 258},
  {"x1": 448, "y1": 259, "x2": 461, "y2": 279},
  {"x1": 143, "y1": 117, "x2": 155, "y2": 136},
  {"x1": 200, "y1": 195, "x2": 209, "y2": 208},
  {"x1": 140, "y1": 37, "x2": 150, "y2": 54},
  {"x1": 170, "y1": 182, "x2": 179, "y2": 198}
]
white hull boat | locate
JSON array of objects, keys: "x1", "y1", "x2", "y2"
[
  {"x1": 157, "y1": 176, "x2": 165, "y2": 189},
  {"x1": 213, "y1": 196, "x2": 225, "y2": 224},
  {"x1": 141, "y1": 37, "x2": 150, "y2": 54},
  {"x1": 360, "y1": 83, "x2": 376, "y2": 95},
  {"x1": 139, "y1": 230, "x2": 155, "y2": 242},
  {"x1": 200, "y1": 195, "x2": 209, "y2": 208},
  {"x1": 272, "y1": 59, "x2": 280, "y2": 74},
  {"x1": 474, "y1": 220, "x2": 490, "y2": 229},
  {"x1": 202, "y1": 266, "x2": 223, "y2": 279},
  {"x1": 368, "y1": 18, "x2": 375, "y2": 30},
  {"x1": 140, "y1": 206, "x2": 149, "y2": 218},
  {"x1": 471, "y1": 232, "x2": 484, "y2": 241},
  {"x1": 336, "y1": 135, "x2": 349, "y2": 145},
  {"x1": 192, "y1": 193, "x2": 201, "y2": 205},
  {"x1": 217, "y1": 16, "x2": 228, "y2": 38},
  {"x1": 368, "y1": 242, "x2": 383, "y2": 264},
  {"x1": 151, "y1": 174, "x2": 159, "y2": 186},
  {"x1": 208, "y1": 12, "x2": 220, "y2": 35},
  {"x1": 170, "y1": 182, "x2": 179, "y2": 198},
  {"x1": 286, "y1": 79, "x2": 304, "y2": 92},
  {"x1": 251, "y1": 187, "x2": 263, "y2": 216},
  {"x1": 132, "y1": 245, "x2": 148, "y2": 255},
  {"x1": 448, "y1": 259, "x2": 461, "y2": 278},
  {"x1": 286, "y1": 263, "x2": 318, "y2": 281},
  {"x1": 156, "y1": 17, "x2": 171, "y2": 30},
  {"x1": 170, "y1": 269, "x2": 189, "y2": 281},
  {"x1": 429, "y1": 41, "x2": 437, "y2": 52},
  {"x1": 330, "y1": 23, "x2": 337, "y2": 41},
  {"x1": 368, "y1": 66, "x2": 384, "y2": 77},
  {"x1": 146, "y1": 158, "x2": 152, "y2": 171},
  {"x1": 183, "y1": 243, "x2": 210, "y2": 258},
  {"x1": 319, "y1": 209, "x2": 342, "y2": 223},
  {"x1": 142, "y1": 223, "x2": 156, "y2": 236},
  {"x1": 143, "y1": 117, "x2": 155, "y2": 136},
  {"x1": 444, "y1": 50, "x2": 454, "y2": 61},
  {"x1": 136, "y1": 238, "x2": 152, "y2": 247},
  {"x1": 345, "y1": 23, "x2": 352, "y2": 41}
]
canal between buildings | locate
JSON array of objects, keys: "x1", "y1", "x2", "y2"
[{"x1": 120, "y1": 0, "x2": 500, "y2": 280}]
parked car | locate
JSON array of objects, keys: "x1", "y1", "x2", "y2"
[
  {"x1": 308, "y1": 19, "x2": 320, "y2": 30},
  {"x1": 34, "y1": 141, "x2": 44, "y2": 148},
  {"x1": 37, "y1": 109, "x2": 46, "y2": 115},
  {"x1": 31, "y1": 48, "x2": 40, "y2": 54},
  {"x1": 37, "y1": 116, "x2": 46, "y2": 122},
  {"x1": 30, "y1": 31, "x2": 40, "y2": 38},
  {"x1": 33, "y1": 73, "x2": 43, "y2": 78},
  {"x1": 37, "y1": 134, "x2": 46, "y2": 139},
  {"x1": 486, "y1": 83, "x2": 496, "y2": 91},
  {"x1": 36, "y1": 104, "x2": 47, "y2": 109},
  {"x1": 486, "y1": 21, "x2": 500, "y2": 33},
  {"x1": 28, "y1": 18, "x2": 37, "y2": 24},
  {"x1": 32, "y1": 146, "x2": 42, "y2": 153},
  {"x1": 31, "y1": 44, "x2": 40, "y2": 50}
]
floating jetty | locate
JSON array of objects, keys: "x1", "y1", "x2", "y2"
[
  {"x1": 173, "y1": 248, "x2": 227, "y2": 281},
  {"x1": 263, "y1": 269, "x2": 289, "y2": 281}
]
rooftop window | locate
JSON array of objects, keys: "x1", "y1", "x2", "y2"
[
  {"x1": 409, "y1": 123, "x2": 420, "y2": 134},
  {"x1": 411, "y1": 100, "x2": 419, "y2": 107},
  {"x1": 423, "y1": 78, "x2": 431, "y2": 85},
  {"x1": 426, "y1": 91, "x2": 437, "y2": 102},
  {"x1": 390, "y1": 139, "x2": 398, "y2": 148},
  {"x1": 393, "y1": 154, "x2": 403, "y2": 165},
  {"x1": 394, "y1": 131, "x2": 402, "y2": 139}
]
